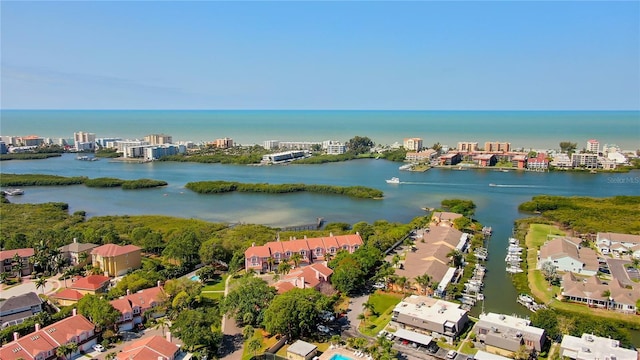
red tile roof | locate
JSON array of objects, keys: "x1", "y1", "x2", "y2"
[
  {"x1": 0, "y1": 315, "x2": 94, "y2": 360},
  {"x1": 0, "y1": 248, "x2": 35, "y2": 262},
  {"x1": 51, "y1": 288, "x2": 85, "y2": 301},
  {"x1": 111, "y1": 286, "x2": 165, "y2": 315},
  {"x1": 245, "y1": 234, "x2": 363, "y2": 259},
  {"x1": 117, "y1": 335, "x2": 179, "y2": 360},
  {"x1": 274, "y1": 263, "x2": 333, "y2": 293},
  {"x1": 111, "y1": 298, "x2": 133, "y2": 315},
  {"x1": 71, "y1": 275, "x2": 110, "y2": 291},
  {"x1": 91, "y1": 244, "x2": 142, "y2": 257}
]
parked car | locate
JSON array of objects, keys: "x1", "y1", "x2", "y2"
[
  {"x1": 373, "y1": 282, "x2": 386, "y2": 289},
  {"x1": 447, "y1": 350, "x2": 457, "y2": 359},
  {"x1": 92, "y1": 344, "x2": 105, "y2": 352},
  {"x1": 386, "y1": 332, "x2": 395, "y2": 340},
  {"x1": 378, "y1": 330, "x2": 387, "y2": 338},
  {"x1": 427, "y1": 344, "x2": 439, "y2": 354},
  {"x1": 317, "y1": 324, "x2": 330, "y2": 333}
]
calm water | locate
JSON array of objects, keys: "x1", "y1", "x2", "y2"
[
  {"x1": 2, "y1": 154, "x2": 639, "y2": 319},
  {"x1": 1, "y1": 110, "x2": 639, "y2": 150}
]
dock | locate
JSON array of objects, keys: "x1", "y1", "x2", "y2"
[{"x1": 280, "y1": 217, "x2": 325, "y2": 231}]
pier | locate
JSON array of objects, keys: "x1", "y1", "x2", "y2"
[{"x1": 280, "y1": 217, "x2": 325, "y2": 231}]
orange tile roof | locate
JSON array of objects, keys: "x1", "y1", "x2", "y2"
[
  {"x1": 110, "y1": 298, "x2": 133, "y2": 315},
  {"x1": 51, "y1": 288, "x2": 85, "y2": 301},
  {"x1": 245, "y1": 234, "x2": 363, "y2": 259},
  {"x1": 111, "y1": 286, "x2": 165, "y2": 315},
  {"x1": 0, "y1": 248, "x2": 35, "y2": 262},
  {"x1": 71, "y1": 275, "x2": 110, "y2": 291},
  {"x1": 273, "y1": 263, "x2": 333, "y2": 293},
  {"x1": 117, "y1": 335, "x2": 179, "y2": 360},
  {"x1": 91, "y1": 244, "x2": 141, "y2": 257}
]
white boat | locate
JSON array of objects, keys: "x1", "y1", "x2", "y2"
[
  {"x1": 3, "y1": 189, "x2": 24, "y2": 196},
  {"x1": 399, "y1": 164, "x2": 413, "y2": 170},
  {"x1": 489, "y1": 183, "x2": 497, "y2": 187},
  {"x1": 506, "y1": 266, "x2": 523, "y2": 274},
  {"x1": 386, "y1": 177, "x2": 400, "y2": 184}
]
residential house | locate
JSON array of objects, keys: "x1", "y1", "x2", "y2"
[
  {"x1": 560, "y1": 272, "x2": 640, "y2": 313},
  {"x1": 0, "y1": 310, "x2": 97, "y2": 360},
  {"x1": 430, "y1": 212, "x2": 463, "y2": 227},
  {"x1": 527, "y1": 153, "x2": 549, "y2": 170},
  {"x1": 406, "y1": 149, "x2": 437, "y2": 163},
  {"x1": 58, "y1": 238, "x2": 98, "y2": 266},
  {"x1": 560, "y1": 333, "x2": 638, "y2": 360},
  {"x1": 596, "y1": 232, "x2": 640, "y2": 256},
  {"x1": 91, "y1": 243, "x2": 142, "y2": 276},
  {"x1": 598, "y1": 156, "x2": 617, "y2": 170},
  {"x1": 0, "y1": 248, "x2": 35, "y2": 276},
  {"x1": 439, "y1": 152, "x2": 462, "y2": 166},
  {"x1": 551, "y1": 153, "x2": 572, "y2": 169},
  {"x1": 0, "y1": 292, "x2": 43, "y2": 328},
  {"x1": 287, "y1": 340, "x2": 318, "y2": 360},
  {"x1": 117, "y1": 333, "x2": 179, "y2": 360},
  {"x1": 391, "y1": 296, "x2": 469, "y2": 342},
  {"x1": 273, "y1": 262, "x2": 333, "y2": 294},
  {"x1": 244, "y1": 233, "x2": 363, "y2": 273},
  {"x1": 475, "y1": 313, "x2": 546, "y2": 356},
  {"x1": 538, "y1": 237, "x2": 598, "y2": 276},
  {"x1": 70, "y1": 275, "x2": 111, "y2": 295},
  {"x1": 511, "y1": 155, "x2": 527, "y2": 169},
  {"x1": 474, "y1": 154, "x2": 497, "y2": 167},
  {"x1": 110, "y1": 285, "x2": 166, "y2": 331},
  {"x1": 50, "y1": 288, "x2": 85, "y2": 306}
]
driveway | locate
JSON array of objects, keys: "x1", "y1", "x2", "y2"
[
  {"x1": 341, "y1": 293, "x2": 370, "y2": 338},
  {"x1": 1, "y1": 275, "x2": 62, "y2": 299},
  {"x1": 606, "y1": 258, "x2": 634, "y2": 287}
]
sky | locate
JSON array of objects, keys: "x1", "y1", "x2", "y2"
[{"x1": 1, "y1": 1, "x2": 639, "y2": 110}]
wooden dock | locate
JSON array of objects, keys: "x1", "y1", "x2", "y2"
[{"x1": 280, "y1": 217, "x2": 325, "y2": 231}]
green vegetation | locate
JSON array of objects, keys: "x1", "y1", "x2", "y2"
[
  {"x1": 0, "y1": 173, "x2": 87, "y2": 186},
  {"x1": 440, "y1": 199, "x2": 476, "y2": 217},
  {"x1": 84, "y1": 177, "x2": 125, "y2": 187},
  {"x1": 185, "y1": 180, "x2": 383, "y2": 199},
  {"x1": 0, "y1": 153, "x2": 63, "y2": 161},
  {"x1": 360, "y1": 292, "x2": 403, "y2": 336},
  {"x1": 159, "y1": 145, "x2": 268, "y2": 164},
  {"x1": 518, "y1": 195, "x2": 640, "y2": 234},
  {"x1": 95, "y1": 148, "x2": 120, "y2": 158}
]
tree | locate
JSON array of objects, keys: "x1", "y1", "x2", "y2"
[
  {"x1": 199, "y1": 238, "x2": 230, "y2": 266},
  {"x1": 447, "y1": 250, "x2": 464, "y2": 268},
  {"x1": 432, "y1": 143, "x2": 443, "y2": 152},
  {"x1": 346, "y1": 136, "x2": 374, "y2": 155},
  {"x1": 361, "y1": 300, "x2": 376, "y2": 324},
  {"x1": 154, "y1": 317, "x2": 170, "y2": 336},
  {"x1": 35, "y1": 277, "x2": 47, "y2": 295},
  {"x1": 243, "y1": 325, "x2": 255, "y2": 340},
  {"x1": 277, "y1": 261, "x2": 292, "y2": 275},
  {"x1": 77, "y1": 294, "x2": 121, "y2": 331},
  {"x1": 222, "y1": 276, "x2": 276, "y2": 327},
  {"x1": 171, "y1": 309, "x2": 223, "y2": 352},
  {"x1": 289, "y1": 253, "x2": 302, "y2": 268},
  {"x1": 12, "y1": 253, "x2": 23, "y2": 279},
  {"x1": 247, "y1": 338, "x2": 262, "y2": 358},
  {"x1": 330, "y1": 255, "x2": 365, "y2": 295},
  {"x1": 414, "y1": 273, "x2": 432, "y2": 295},
  {"x1": 540, "y1": 261, "x2": 558, "y2": 285},
  {"x1": 530, "y1": 308, "x2": 559, "y2": 340},
  {"x1": 559, "y1": 141, "x2": 577, "y2": 154},
  {"x1": 263, "y1": 288, "x2": 330, "y2": 339}
]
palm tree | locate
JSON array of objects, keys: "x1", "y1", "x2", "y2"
[
  {"x1": 289, "y1": 252, "x2": 302, "y2": 268},
  {"x1": 66, "y1": 342, "x2": 78, "y2": 358},
  {"x1": 12, "y1": 253, "x2": 23, "y2": 279},
  {"x1": 35, "y1": 277, "x2": 47, "y2": 295},
  {"x1": 396, "y1": 276, "x2": 408, "y2": 294},
  {"x1": 447, "y1": 250, "x2": 464, "y2": 268},
  {"x1": 362, "y1": 300, "x2": 376, "y2": 323},
  {"x1": 247, "y1": 338, "x2": 262, "y2": 358},
  {"x1": 266, "y1": 257, "x2": 275, "y2": 272},
  {"x1": 391, "y1": 254, "x2": 401, "y2": 268},
  {"x1": 154, "y1": 317, "x2": 170, "y2": 336},
  {"x1": 414, "y1": 273, "x2": 432, "y2": 295},
  {"x1": 78, "y1": 251, "x2": 89, "y2": 267},
  {"x1": 0, "y1": 272, "x2": 8, "y2": 284},
  {"x1": 277, "y1": 262, "x2": 292, "y2": 275}
]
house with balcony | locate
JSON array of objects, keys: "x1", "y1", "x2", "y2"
[
  {"x1": 391, "y1": 295, "x2": 469, "y2": 342},
  {"x1": 0, "y1": 248, "x2": 35, "y2": 277},
  {"x1": 406, "y1": 149, "x2": 437, "y2": 163},
  {"x1": 91, "y1": 243, "x2": 142, "y2": 276},
  {"x1": 0, "y1": 310, "x2": 97, "y2": 360},
  {"x1": 475, "y1": 313, "x2": 546, "y2": 356},
  {"x1": 527, "y1": 153, "x2": 549, "y2": 170},
  {"x1": 538, "y1": 237, "x2": 598, "y2": 276},
  {"x1": 560, "y1": 333, "x2": 638, "y2": 360},
  {"x1": 245, "y1": 233, "x2": 363, "y2": 273},
  {"x1": 473, "y1": 154, "x2": 497, "y2": 167},
  {"x1": 110, "y1": 285, "x2": 166, "y2": 331},
  {"x1": 0, "y1": 292, "x2": 43, "y2": 328},
  {"x1": 511, "y1": 155, "x2": 527, "y2": 169},
  {"x1": 58, "y1": 238, "x2": 98, "y2": 266}
]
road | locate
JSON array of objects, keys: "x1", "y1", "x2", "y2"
[
  {"x1": 606, "y1": 258, "x2": 633, "y2": 287},
  {"x1": 1, "y1": 274, "x2": 62, "y2": 299}
]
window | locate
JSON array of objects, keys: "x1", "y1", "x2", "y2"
[
  {"x1": 330, "y1": 247, "x2": 336, "y2": 254},
  {"x1": 274, "y1": 253, "x2": 281, "y2": 259},
  {"x1": 315, "y1": 248, "x2": 322, "y2": 256},
  {"x1": 300, "y1": 250, "x2": 306, "y2": 258},
  {"x1": 285, "y1": 251, "x2": 291, "y2": 257}
]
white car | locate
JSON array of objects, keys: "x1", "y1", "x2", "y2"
[
  {"x1": 92, "y1": 344, "x2": 105, "y2": 352},
  {"x1": 447, "y1": 350, "x2": 457, "y2": 359},
  {"x1": 373, "y1": 282, "x2": 386, "y2": 289},
  {"x1": 317, "y1": 324, "x2": 330, "y2": 333}
]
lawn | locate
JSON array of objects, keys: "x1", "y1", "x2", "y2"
[
  {"x1": 360, "y1": 291, "x2": 403, "y2": 337},
  {"x1": 458, "y1": 340, "x2": 478, "y2": 355},
  {"x1": 201, "y1": 274, "x2": 229, "y2": 292},
  {"x1": 200, "y1": 291, "x2": 223, "y2": 300}
]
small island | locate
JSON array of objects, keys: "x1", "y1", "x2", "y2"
[{"x1": 0, "y1": 173, "x2": 168, "y2": 190}]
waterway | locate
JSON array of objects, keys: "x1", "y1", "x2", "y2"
[{"x1": 2, "y1": 155, "x2": 639, "y2": 318}]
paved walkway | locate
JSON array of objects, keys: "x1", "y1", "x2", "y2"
[
  {"x1": 220, "y1": 273, "x2": 244, "y2": 360},
  {"x1": 1, "y1": 274, "x2": 62, "y2": 299}
]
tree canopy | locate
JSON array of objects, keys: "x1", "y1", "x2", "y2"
[
  {"x1": 262, "y1": 288, "x2": 332, "y2": 339},
  {"x1": 77, "y1": 294, "x2": 121, "y2": 330},
  {"x1": 346, "y1": 136, "x2": 374, "y2": 155},
  {"x1": 222, "y1": 276, "x2": 276, "y2": 327}
]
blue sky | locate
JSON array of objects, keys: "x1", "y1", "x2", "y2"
[{"x1": 1, "y1": 1, "x2": 639, "y2": 110}]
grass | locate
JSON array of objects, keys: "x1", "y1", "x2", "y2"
[
  {"x1": 360, "y1": 291, "x2": 403, "y2": 337},
  {"x1": 200, "y1": 291, "x2": 223, "y2": 300},
  {"x1": 201, "y1": 274, "x2": 228, "y2": 292},
  {"x1": 242, "y1": 331, "x2": 277, "y2": 360},
  {"x1": 459, "y1": 340, "x2": 478, "y2": 355}
]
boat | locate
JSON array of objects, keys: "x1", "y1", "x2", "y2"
[
  {"x1": 489, "y1": 183, "x2": 496, "y2": 187},
  {"x1": 76, "y1": 155, "x2": 99, "y2": 161},
  {"x1": 399, "y1": 164, "x2": 413, "y2": 170},
  {"x1": 3, "y1": 189, "x2": 24, "y2": 196},
  {"x1": 386, "y1": 177, "x2": 400, "y2": 184}
]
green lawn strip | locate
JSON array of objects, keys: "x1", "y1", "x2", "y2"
[
  {"x1": 459, "y1": 340, "x2": 478, "y2": 355},
  {"x1": 201, "y1": 274, "x2": 228, "y2": 292},
  {"x1": 360, "y1": 292, "x2": 403, "y2": 337},
  {"x1": 200, "y1": 292, "x2": 223, "y2": 300}
]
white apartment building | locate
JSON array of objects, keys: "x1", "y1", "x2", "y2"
[
  {"x1": 74, "y1": 131, "x2": 96, "y2": 151},
  {"x1": 560, "y1": 333, "x2": 637, "y2": 360},
  {"x1": 571, "y1": 153, "x2": 598, "y2": 168},
  {"x1": 323, "y1": 140, "x2": 346, "y2": 155},
  {"x1": 586, "y1": 139, "x2": 600, "y2": 154},
  {"x1": 403, "y1": 138, "x2": 423, "y2": 152}
]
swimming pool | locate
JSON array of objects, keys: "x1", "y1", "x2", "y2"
[
  {"x1": 330, "y1": 354, "x2": 355, "y2": 360},
  {"x1": 190, "y1": 275, "x2": 200, "y2": 282}
]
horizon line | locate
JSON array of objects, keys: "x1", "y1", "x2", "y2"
[{"x1": 2, "y1": 108, "x2": 639, "y2": 112}]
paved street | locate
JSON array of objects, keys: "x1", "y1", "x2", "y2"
[
  {"x1": 606, "y1": 258, "x2": 633, "y2": 287},
  {"x1": 1, "y1": 274, "x2": 62, "y2": 299}
]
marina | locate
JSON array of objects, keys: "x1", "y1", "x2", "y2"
[
  {"x1": 505, "y1": 237, "x2": 524, "y2": 274},
  {"x1": 517, "y1": 294, "x2": 547, "y2": 312}
]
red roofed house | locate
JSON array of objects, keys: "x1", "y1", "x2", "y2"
[
  {"x1": 0, "y1": 248, "x2": 35, "y2": 277},
  {"x1": 511, "y1": 154, "x2": 528, "y2": 169},
  {"x1": 91, "y1": 243, "x2": 142, "y2": 276},
  {"x1": 0, "y1": 310, "x2": 97, "y2": 360},
  {"x1": 117, "y1": 333, "x2": 180, "y2": 360},
  {"x1": 70, "y1": 275, "x2": 111, "y2": 295},
  {"x1": 274, "y1": 262, "x2": 333, "y2": 294},
  {"x1": 245, "y1": 233, "x2": 363, "y2": 273},
  {"x1": 473, "y1": 154, "x2": 497, "y2": 167},
  {"x1": 110, "y1": 285, "x2": 166, "y2": 331},
  {"x1": 50, "y1": 288, "x2": 85, "y2": 306},
  {"x1": 527, "y1": 153, "x2": 549, "y2": 170}
]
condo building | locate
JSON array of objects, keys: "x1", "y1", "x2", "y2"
[
  {"x1": 144, "y1": 134, "x2": 173, "y2": 145},
  {"x1": 403, "y1": 138, "x2": 423, "y2": 152},
  {"x1": 457, "y1": 142, "x2": 478, "y2": 152},
  {"x1": 484, "y1": 141, "x2": 511, "y2": 153},
  {"x1": 74, "y1": 131, "x2": 96, "y2": 151}
]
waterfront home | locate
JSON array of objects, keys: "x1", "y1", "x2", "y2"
[
  {"x1": 273, "y1": 262, "x2": 333, "y2": 294},
  {"x1": 571, "y1": 153, "x2": 598, "y2": 168},
  {"x1": 406, "y1": 149, "x2": 437, "y2": 163},
  {"x1": 0, "y1": 292, "x2": 43, "y2": 328},
  {"x1": 596, "y1": 232, "x2": 640, "y2": 256},
  {"x1": 403, "y1": 138, "x2": 423, "y2": 152},
  {"x1": 430, "y1": 212, "x2": 463, "y2": 227},
  {"x1": 537, "y1": 237, "x2": 598, "y2": 276},
  {"x1": 551, "y1": 153, "x2": 573, "y2": 169},
  {"x1": 244, "y1": 233, "x2": 363, "y2": 273},
  {"x1": 391, "y1": 295, "x2": 469, "y2": 342},
  {"x1": 457, "y1": 142, "x2": 478, "y2": 153},
  {"x1": 117, "y1": 333, "x2": 180, "y2": 360},
  {"x1": 70, "y1": 274, "x2": 111, "y2": 295},
  {"x1": 0, "y1": 310, "x2": 96, "y2": 360},
  {"x1": 473, "y1": 154, "x2": 497, "y2": 167},
  {"x1": 560, "y1": 272, "x2": 640, "y2": 313},
  {"x1": 58, "y1": 238, "x2": 98, "y2": 266},
  {"x1": 475, "y1": 313, "x2": 546, "y2": 356},
  {"x1": 439, "y1": 152, "x2": 462, "y2": 166},
  {"x1": 50, "y1": 288, "x2": 85, "y2": 306},
  {"x1": 91, "y1": 243, "x2": 142, "y2": 276},
  {"x1": 110, "y1": 285, "x2": 166, "y2": 331},
  {"x1": 560, "y1": 333, "x2": 638, "y2": 360},
  {"x1": 0, "y1": 248, "x2": 35, "y2": 277},
  {"x1": 287, "y1": 340, "x2": 318, "y2": 360},
  {"x1": 511, "y1": 155, "x2": 527, "y2": 169},
  {"x1": 527, "y1": 153, "x2": 549, "y2": 170}
]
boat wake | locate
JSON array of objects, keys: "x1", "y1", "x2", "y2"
[{"x1": 489, "y1": 184, "x2": 546, "y2": 188}]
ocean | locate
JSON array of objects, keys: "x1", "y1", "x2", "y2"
[{"x1": 1, "y1": 110, "x2": 639, "y2": 150}]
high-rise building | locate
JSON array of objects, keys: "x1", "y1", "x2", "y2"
[
  {"x1": 144, "y1": 134, "x2": 173, "y2": 145},
  {"x1": 587, "y1": 139, "x2": 600, "y2": 154},
  {"x1": 484, "y1": 141, "x2": 511, "y2": 153},
  {"x1": 403, "y1": 138, "x2": 423, "y2": 152},
  {"x1": 214, "y1": 137, "x2": 234, "y2": 149},
  {"x1": 73, "y1": 132, "x2": 96, "y2": 151},
  {"x1": 457, "y1": 142, "x2": 478, "y2": 152}
]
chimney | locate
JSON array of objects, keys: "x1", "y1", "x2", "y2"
[
  {"x1": 166, "y1": 331, "x2": 172, "y2": 343},
  {"x1": 72, "y1": 308, "x2": 77, "y2": 316},
  {"x1": 157, "y1": 280, "x2": 162, "y2": 288},
  {"x1": 126, "y1": 289, "x2": 131, "y2": 296},
  {"x1": 304, "y1": 235, "x2": 307, "y2": 239},
  {"x1": 13, "y1": 332, "x2": 19, "y2": 341},
  {"x1": 35, "y1": 324, "x2": 40, "y2": 332},
  {"x1": 330, "y1": 232, "x2": 333, "y2": 237},
  {"x1": 356, "y1": 231, "x2": 360, "y2": 236},
  {"x1": 73, "y1": 237, "x2": 77, "y2": 243},
  {"x1": 251, "y1": 242, "x2": 255, "y2": 247}
]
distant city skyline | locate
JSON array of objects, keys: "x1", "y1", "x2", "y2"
[{"x1": 1, "y1": 1, "x2": 639, "y2": 110}]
